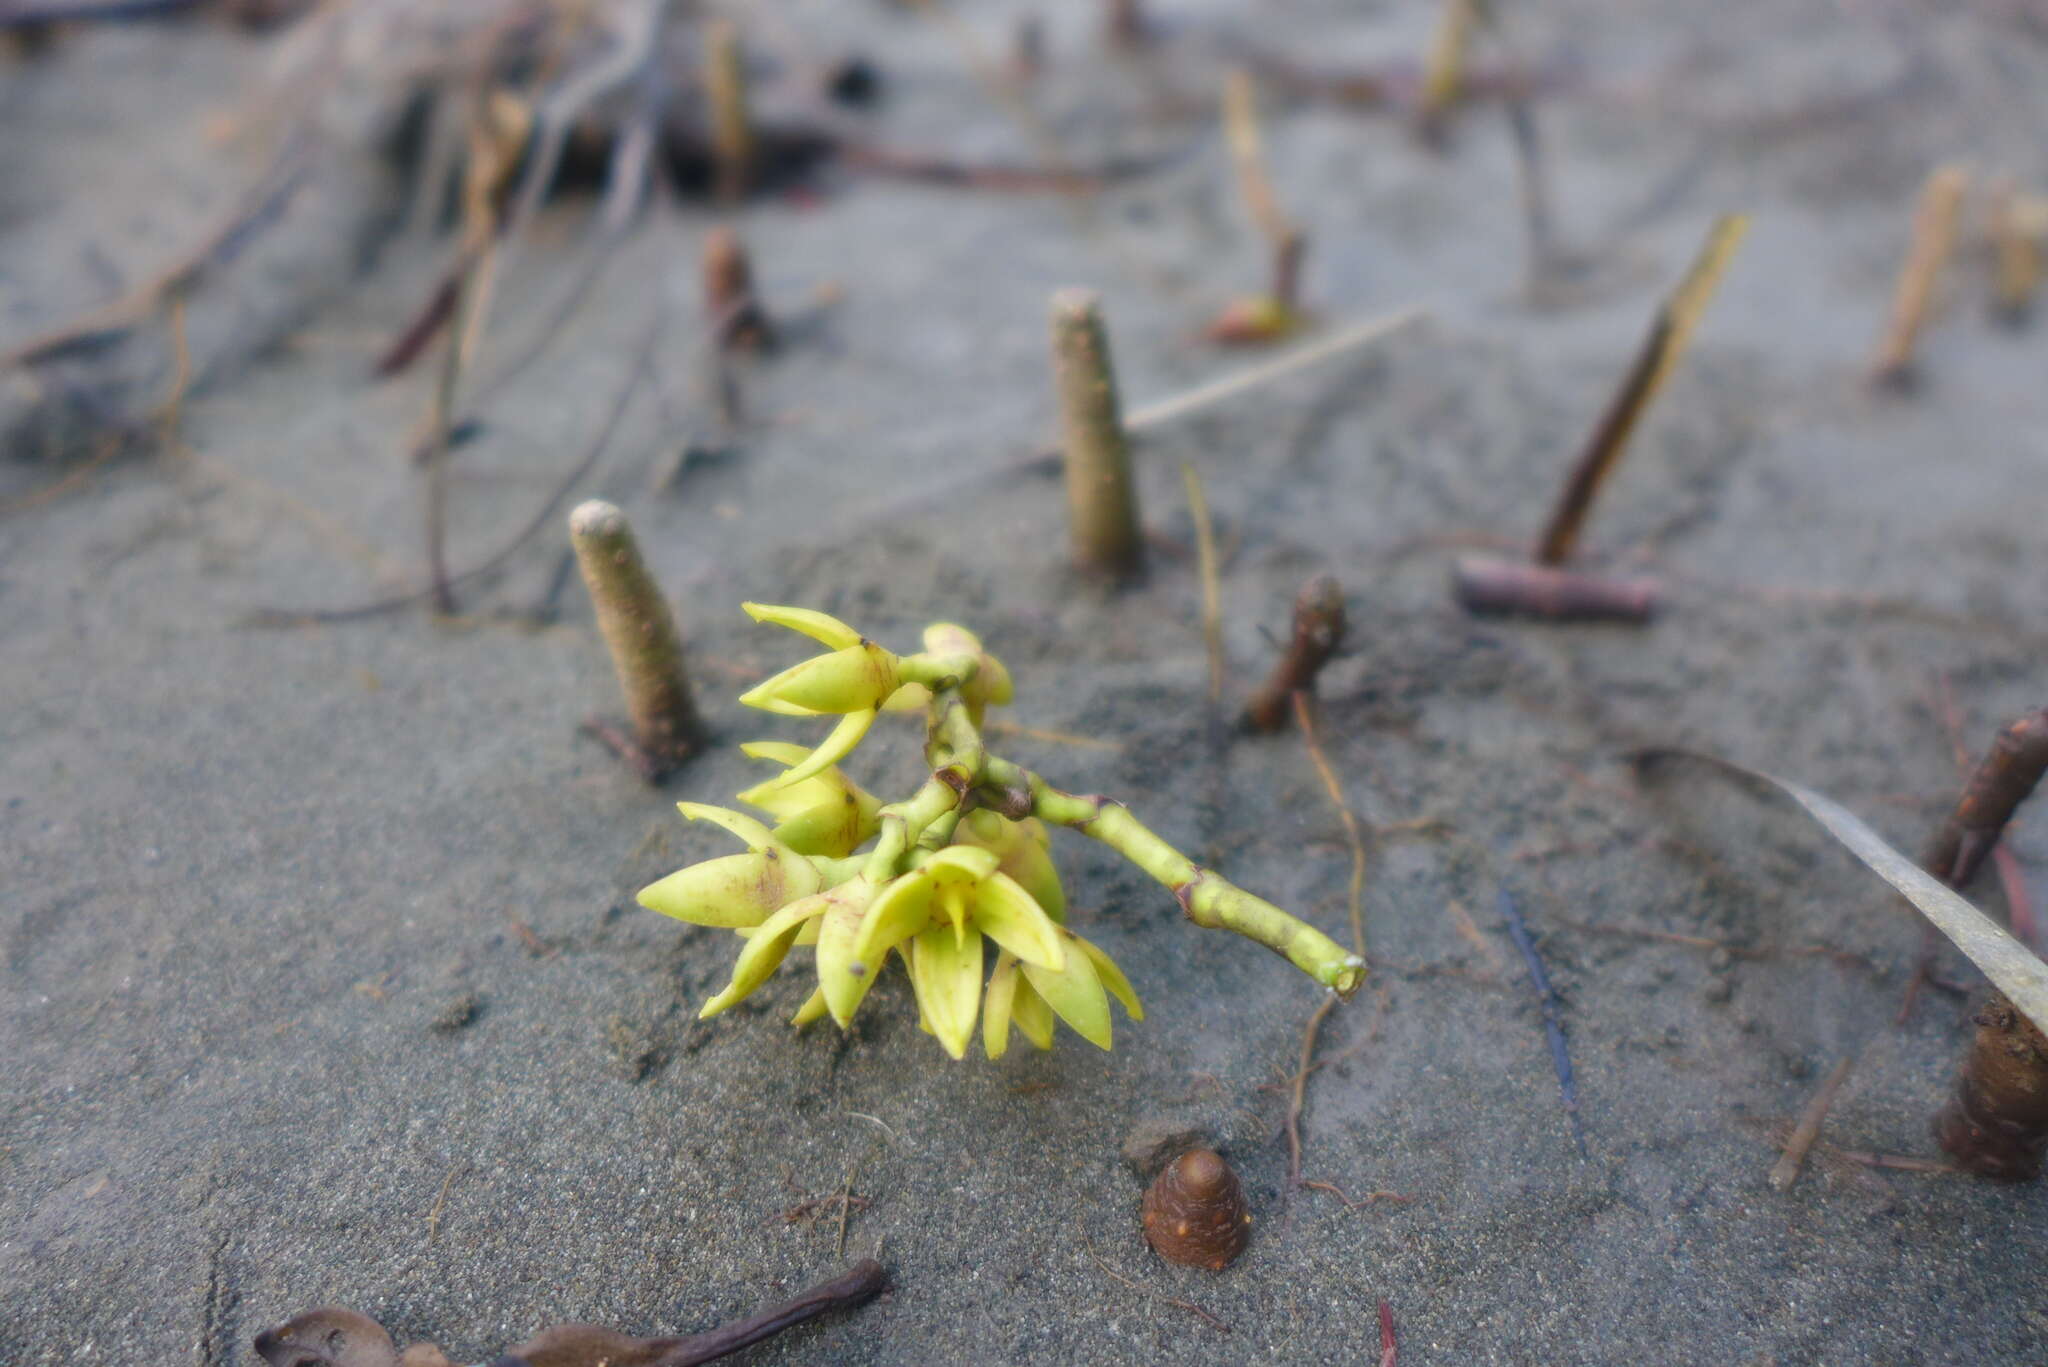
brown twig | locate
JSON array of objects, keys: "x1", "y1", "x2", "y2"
[
  {"x1": 1534, "y1": 213, "x2": 1747, "y2": 567},
  {"x1": 1988, "y1": 177, "x2": 2040, "y2": 325},
  {"x1": 1103, "y1": 0, "x2": 1148, "y2": 50},
  {"x1": 1281, "y1": 693, "x2": 1372, "y2": 1192},
  {"x1": 422, "y1": 260, "x2": 474, "y2": 615},
  {"x1": 1450, "y1": 556, "x2": 1659, "y2": 622},
  {"x1": 702, "y1": 226, "x2": 775, "y2": 352},
  {"x1": 1182, "y1": 463, "x2": 1225, "y2": 701},
  {"x1": 424, "y1": 1162, "x2": 468, "y2": 1245},
  {"x1": 1557, "y1": 918, "x2": 1874, "y2": 975},
  {"x1": 986, "y1": 719, "x2": 1124, "y2": 752},
  {"x1": 1081, "y1": 1236, "x2": 1230, "y2": 1334},
  {"x1": 1871, "y1": 164, "x2": 1968, "y2": 387},
  {"x1": 1904, "y1": 705, "x2": 2048, "y2": 1016},
  {"x1": 1455, "y1": 215, "x2": 1743, "y2": 622},
  {"x1": 1243, "y1": 577, "x2": 1345, "y2": 732},
  {"x1": 1416, "y1": 0, "x2": 1478, "y2": 143},
  {"x1": 1751, "y1": 1118, "x2": 1962, "y2": 1176},
  {"x1": 1931, "y1": 676, "x2": 2037, "y2": 946},
  {"x1": 1300, "y1": 1180, "x2": 1412, "y2": 1209},
  {"x1": 704, "y1": 17, "x2": 755, "y2": 205},
  {"x1": 373, "y1": 267, "x2": 463, "y2": 378},
  {"x1": 1769, "y1": 1055, "x2": 1855, "y2": 1191},
  {"x1": 1921, "y1": 708, "x2": 2048, "y2": 891},
  {"x1": 1283, "y1": 996, "x2": 1338, "y2": 1193},
  {"x1": 158, "y1": 291, "x2": 193, "y2": 451},
  {"x1": 1504, "y1": 93, "x2": 1561, "y2": 284},
  {"x1": 1295, "y1": 691, "x2": 1367, "y2": 958},
  {"x1": 253, "y1": 1260, "x2": 886, "y2": 1367},
  {"x1": 1222, "y1": 69, "x2": 1289, "y2": 250},
  {"x1": 244, "y1": 295, "x2": 672, "y2": 626},
  {"x1": 0, "y1": 155, "x2": 306, "y2": 370}
]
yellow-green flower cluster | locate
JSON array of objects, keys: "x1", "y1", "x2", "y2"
[{"x1": 638, "y1": 605, "x2": 1140, "y2": 1060}]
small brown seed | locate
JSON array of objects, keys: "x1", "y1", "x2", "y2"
[{"x1": 1141, "y1": 1148, "x2": 1252, "y2": 1271}]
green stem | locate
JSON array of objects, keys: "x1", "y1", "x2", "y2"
[
  {"x1": 863, "y1": 776, "x2": 960, "y2": 883},
  {"x1": 922, "y1": 681, "x2": 987, "y2": 795},
  {"x1": 996, "y1": 759, "x2": 1365, "y2": 996},
  {"x1": 897, "y1": 653, "x2": 981, "y2": 689}
]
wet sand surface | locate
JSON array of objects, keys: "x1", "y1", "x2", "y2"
[{"x1": 4, "y1": 3, "x2": 2048, "y2": 1362}]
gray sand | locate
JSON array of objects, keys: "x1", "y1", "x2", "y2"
[{"x1": 5, "y1": 2, "x2": 2048, "y2": 1363}]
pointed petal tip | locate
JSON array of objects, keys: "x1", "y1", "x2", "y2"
[{"x1": 743, "y1": 602, "x2": 864, "y2": 650}]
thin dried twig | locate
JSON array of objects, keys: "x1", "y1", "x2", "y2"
[
  {"x1": 1871, "y1": 164, "x2": 1968, "y2": 387},
  {"x1": 1988, "y1": 177, "x2": 2040, "y2": 325},
  {"x1": 1280, "y1": 691, "x2": 1372, "y2": 1192},
  {"x1": 1082, "y1": 1236, "x2": 1231, "y2": 1334},
  {"x1": 422, "y1": 259, "x2": 474, "y2": 614},
  {"x1": 986, "y1": 719, "x2": 1124, "y2": 752},
  {"x1": 1535, "y1": 213, "x2": 1747, "y2": 566},
  {"x1": 1182, "y1": 463, "x2": 1225, "y2": 702},
  {"x1": 1222, "y1": 69, "x2": 1285, "y2": 244},
  {"x1": 1557, "y1": 918, "x2": 1873, "y2": 974},
  {"x1": 1931, "y1": 675, "x2": 2036, "y2": 947},
  {"x1": 1, "y1": 155, "x2": 307, "y2": 370},
  {"x1": 1300, "y1": 1180, "x2": 1411, "y2": 1209},
  {"x1": 1244, "y1": 577, "x2": 1344, "y2": 732},
  {"x1": 1283, "y1": 995, "x2": 1338, "y2": 1192},
  {"x1": 425, "y1": 1162, "x2": 468, "y2": 1245},
  {"x1": 1769, "y1": 1055, "x2": 1855, "y2": 1191},
  {"x1": 1296, "y1": 692, "x2": 1366, "y2": 957},
  {"x1": 244, "y1": 297, "x2": 672, "y2": 626},
  {"x1": 1417, "y1": 0, "x2": 1478, "y2": 141}
]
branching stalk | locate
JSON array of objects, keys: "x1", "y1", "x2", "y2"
[{"x1": 982, "y1": 758, "x2": 1364, "y2": 993}]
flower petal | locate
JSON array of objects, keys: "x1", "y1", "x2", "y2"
[
  {"x1": 909, "y1": 925, "x2": 984, "y2": 1060},
  {"x1": 637, "y1": 848, "x2": 820, "y2": 928},
  {"x1": 762, "y1": 710, "x2": 878, "y2": 791},
  {"x1": 737, "y1": 657, "x2": 831, "y2": 716},
  {"x1": 791, "y1": 987, "x2": 829, "y2": 1026},
  {"x1": 739, "y1": 739, "x2": 813, "y2": 767},
  {"x1": 1021, "y1": 932, "x2": 1113, "y2": 1050},
  {"x1": 1075, "y1": 934, "x2": 1143, "y2": 1020},
  {"x1": 675, "y1": 802, "x2": 783, "y2": 850},
  {"x1": 743, "y1": 602, "x2": 863, "y2": 650},
  {"x1": 979, "y1": 652, "x2": 1015, "y2": 705},
  {"x1": 852, "y1": 846, "x2": 999, "y2": 967},
  {"x1": 737, "y1": 742, "x2": 834, "y2": 816},
  {"x1": 920, "y1": 622, "x2": 986, "y2": 659},
  {"x1": 983, "y1": 953, "x2": 1021, "y2": 1059},
  {"x1": 737, "y1": 743, "x2": 881, "y2": 857},
  {"x1": 815, "y1": 882, "x2": 882, "y2": 1026},
  {"x1": 1010, "y1": 973, "x2": 1056, "y2": 1051},
  {"x1": 700, "y1": 895, "x2": 827, "y2": 1018},
  {"x1": 882, "y1": 682, "x2": 930, "y2": 712},
  {"x1": 958, "y1": 812, "x2": 1066, "y2": 920},
  {"x1": 972, "y1": 872, "x2": 1066, "y2": 970}
]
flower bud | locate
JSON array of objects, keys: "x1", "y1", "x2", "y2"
[
  {"x1": 740, "y1": 643, "x2": 903, "y2": 717},
  {"x1": 738, "y1": 741, "x2": 882, "y2": 857}
]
